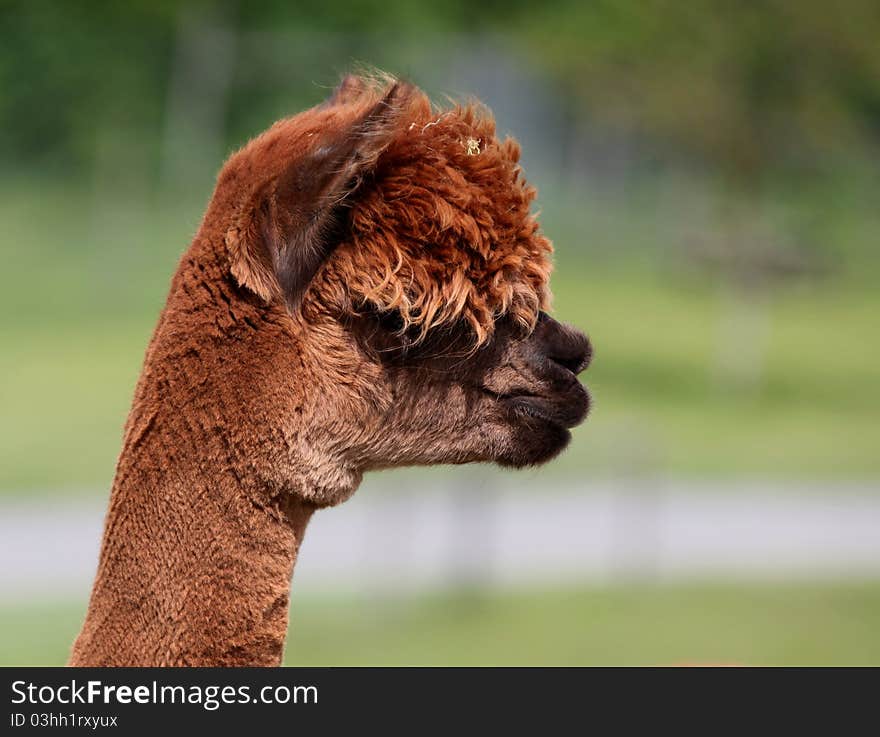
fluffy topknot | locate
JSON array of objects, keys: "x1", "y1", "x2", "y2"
[{"x1": 321, "y1": 77, "x2": 554, "y2": 347}]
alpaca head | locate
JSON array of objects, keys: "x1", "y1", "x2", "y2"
[{"x1": 217, "y1": 75, "x2": 591, "y2": 504}]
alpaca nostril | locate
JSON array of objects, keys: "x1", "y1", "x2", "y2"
[
  {"x1": 532, "y1": 312, "x2": 592, "y2": 376},
  {"x1": 549, "y1": 336, "x2": 592, "y2": 375}
]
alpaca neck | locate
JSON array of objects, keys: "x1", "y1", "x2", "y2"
[
  {"x1": 70, "y1": 238, "x2": 337, "y2": 666},
  {"x1": 70, "y1": 455, "x2": 314, "y2": 666}
]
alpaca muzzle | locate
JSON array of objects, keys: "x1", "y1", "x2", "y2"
[
  {"x1": 533, "y1": 310, "x2": 592, "y2": 377},
  {"x1": 494, "y1": 312, "x2": 592, "y2": 431}
]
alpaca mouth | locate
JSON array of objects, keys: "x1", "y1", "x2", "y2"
[
  {"x1": 483, "y1": 384, "x2": 590, "y2": 429},
  {"x1": 506, "y1": 390, "x2": 589, "y2": 429}
]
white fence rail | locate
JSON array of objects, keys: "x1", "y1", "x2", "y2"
[{"x1": 2, "y1": 479, "x2": 879, "y2": 599}]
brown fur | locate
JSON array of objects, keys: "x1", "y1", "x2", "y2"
[{"x1": 70, "y1": 75, "x2": 591, "y2": 667}]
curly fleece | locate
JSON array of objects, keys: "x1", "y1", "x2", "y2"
[{"x1": 317, "y1": 83, "x2": 553, "y2": 345}]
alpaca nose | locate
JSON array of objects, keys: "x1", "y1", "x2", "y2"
[
  {"x1": 548, "y1": 332, "x2": 592, "y2": 375},
  {"x1": 536, "y1": 312, "x2": 592, "y2": 376},
  {"x1": 549, "y1": 336, "x2": 592, "y2": 375}
]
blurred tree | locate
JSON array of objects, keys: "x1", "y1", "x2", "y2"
[
  {"x1": 0, "y1": 0, "x2": 179, "y2": 171},
  {"x1": 518, "y1": 0, "x2": 880, "y2": 181},
  {"x1": 3, "y1": 0, "x2": 878, "y2": 181}
]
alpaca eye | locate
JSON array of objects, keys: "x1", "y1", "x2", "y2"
[{"x1": 376, "y1": 309, "x2": 406, "y2": 335}]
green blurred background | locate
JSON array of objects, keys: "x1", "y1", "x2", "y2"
[{"x1": 1, "y1": 0, "x2": 879, "y2": 665}]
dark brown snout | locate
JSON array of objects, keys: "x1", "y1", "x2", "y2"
[
  {"x1": 482, "y1": 311, "x2": 592, "y2": 468},
  {"x1": 498, "y1": 311, "x2": 592, "y2": 432},
  {"x1": 531, "y1": 310, "x2": 592, "y2": 378}
]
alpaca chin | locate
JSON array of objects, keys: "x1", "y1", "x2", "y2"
[{"x1": 499, "y1": 423, "x2": 574, "y2": 468}]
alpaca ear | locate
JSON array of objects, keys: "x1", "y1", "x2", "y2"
[
  {"x1": 323, "y1": 74, "x2": 369, "y2": 107},
  {"x1": 230, "y1": 81, "x2": 413, "y2": 311}
]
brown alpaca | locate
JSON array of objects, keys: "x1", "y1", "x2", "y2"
[{"x1": 69, "y1": 75, "x2": 591, "y2": 666}]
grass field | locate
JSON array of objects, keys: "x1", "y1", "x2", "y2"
[
  {"x1": 1, "y1": 180, "x2": 879, "y2": 494},
  {"x1": 3, "y1": 582, "x2": 879, "y2": 666}
]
